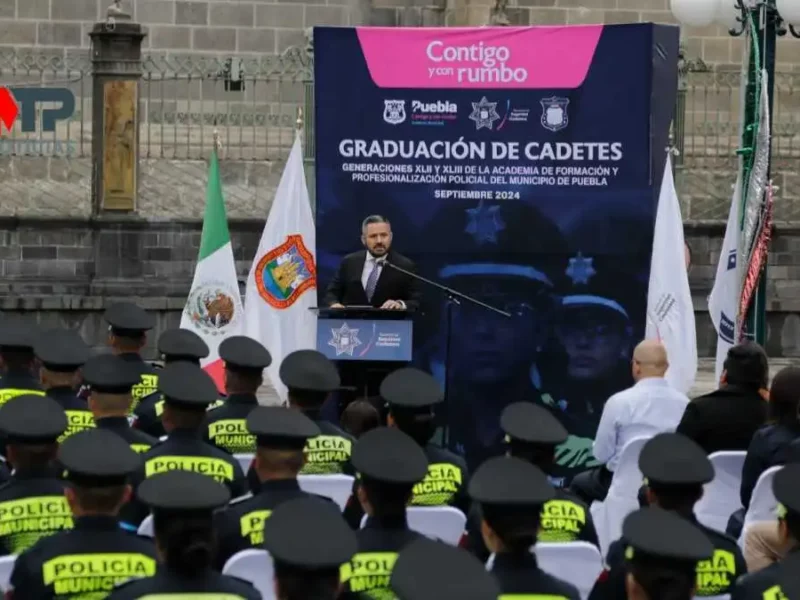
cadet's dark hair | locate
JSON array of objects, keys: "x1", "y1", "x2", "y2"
[
  {"x1": 768, "y1": 366, "x2": 800, "y2": 429},
  {"x1": 482, "y1": 504, "x2": 541, "y2": 555},
  {"x1": 723, "y1": 342, "x2": 768, "y2": 390},
  {"x1": 360, "y1": 477, "x2": 413, "y2": 519},
  {"x1": 0, "y1": 348, "x2": 36, "y2": 373},
  {"x1": 629, "y1": 555, "x2": 697, "y2": 600},
  {"x1": 507, "y1": 440, "x2": 556, "y2": 475},
  {"x1": 390, "y1": 408, "x2": 436, "y2": 446},
  {"x1": 645, "y1": 483, "x2": 703, "y2": 518},
  {"x1": 274, "y1": 562, "x2": 340, "y2": 600},
  {"x1": 288, "y1": 388, "x2": 328, "y2": 412},
  {"x1": 154, "y1": 512, "x2": 215, "y2": 576}
]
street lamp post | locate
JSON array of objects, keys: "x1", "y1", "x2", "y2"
[{"x1": 670, "y1": 0, "x2": 800, "y2": 347}]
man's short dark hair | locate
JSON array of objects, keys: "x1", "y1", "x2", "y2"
[
  {"x1": 723, "y1": 342, "x2": 769, "y2": 390},
  {"x1": 361, "y1": 215, "x2": 390, "y2": 232}
]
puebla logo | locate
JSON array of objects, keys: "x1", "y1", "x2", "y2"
[{"x1": 255, "y1": 234, "x2": 316, "y2": 309}]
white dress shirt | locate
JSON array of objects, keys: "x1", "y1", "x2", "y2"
[{"x1": 592, "y1": 377, "x2": 689, "y2": 472}]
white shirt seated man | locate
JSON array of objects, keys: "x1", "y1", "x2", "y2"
[{"x1": 568, "y1": 339, "x2": 690, "y2": 504}]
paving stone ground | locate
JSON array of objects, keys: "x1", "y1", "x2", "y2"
[{"x1": 256, "y1": 357, "x2": 796, "y2": 406}]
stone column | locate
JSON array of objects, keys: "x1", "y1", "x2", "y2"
[{"x1": 89, "y1": 2, "x2": 146, "y2": 213}]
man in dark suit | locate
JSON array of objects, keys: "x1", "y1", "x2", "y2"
[
  {"x1": 676, "y1": 341, "x2": 769, "y2": 455},
  {"x1": 324, "y1": 215, "x2": 420, "y2": 311}
]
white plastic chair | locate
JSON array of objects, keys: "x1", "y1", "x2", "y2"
[
  {"x1": 695, "y1": 451, "x2": 747, "y2": 533},
  {"x1": 234, "y1": 453, "x2": 254, "y2": 473},
  {"x1": 590, "y1": 436, "x2": 651, "y2": 557},
  {"x1": 137, "y1": 515, "x2": 154, "y2": 538},
  {"x1": 0, "y1": 555, "x2": 15, "y2": 591},
  {"x1": 359, "y1": 506, "x2": 467, "y2": 546},
  {"x1": 739, "y1": 465, "x2": 782, "y2": 550},
  {"x1": 298, "y1": 474, "x2": 354, "y2": 511},
  {"x1": 485, "y1": 542, "x2": 602, "y2": 600},
  {"x1": 223, "y1": 548, "x2": 275, "y2": 600}
]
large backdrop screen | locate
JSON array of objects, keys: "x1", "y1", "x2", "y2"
[{"x1": 314, "y1": 24, "x2": 679, "y2": 479}]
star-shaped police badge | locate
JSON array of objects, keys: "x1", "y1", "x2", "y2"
[
  {"x1": 565, "y1": 253, "x2": 596, "y2": 285},
  {"x1": 465, "y1": 201, "x2": 505, "y2": 244},
  {"x1": 469, "y1": 97, "x2": 501, "y2": 131},
  {"x1": 328, "y1": 322, "x2": 362, "y2": 357}
]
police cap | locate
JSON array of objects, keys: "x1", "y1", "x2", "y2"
[
  {"x1": 158, "y1": 361, "x2": 218, "y2": 407},
  {"x1": 469, "y1": 456, "x2": 554, "y2": 506},
  {"x1": 264, "y1": 496, "x2": 357, "y2": 569},
  {"x1": 0, "y1": 395, "x2": 67, "y2": 443},
  {"x1": 500, "y1": 402, "x2": 568, "y2": 446},
  {"x1": 623, "y1": 507, "x2": 713, "y2": 563},
  {"x1": 380, "y1": 368, "x2": 443, "y2": 410},
  {"x1": 0, "y1": 319, "x2": 40, "y2": 350},
  {"x1": 137, "y1": 470, "x2": 230, "y2": 512},
  {"x1": 639, "y1": 433, "x2": 714, "y2": 486},
  {"x1": 352, "y1": 427, "x2": 428, "y2": 485},
  {"x1": 103, "y1": 302, "x2": 155, "y2": 334},
  {"x1": 773, "y1": 463, "x2": 800, "y2": 515},
  {"x1": 34, "y1": 329, "x2": 91, "y2": 372},
  {"x1": 246, "y1": 406, "x2": 321, "y2": 450},
  {"x1": 220, "y1": 336, "x2": 272, "y2": 372},
  {"x1": 279, "y1": 349, "x2": 340, "y2": 393},
  {"x1": 391, "y1": 538, "x2": 500, "y2": 600},
  {"x1": 59, "y1": 429, "x2": 141, "y2": 486},
  {"x1": 158, "y1": 328, "x2": 209, "y2": 361},
  {"x1": 82, "y1": 354, "x2": 141, "y2": 394}
]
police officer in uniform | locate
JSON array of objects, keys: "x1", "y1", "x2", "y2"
[
  {"x1": 340, "y1": 427, "x2": 429, "y2": 598},
  {"x1": 107, "y1": 471, "x2": 260, "y2": 600},
  {"x1": 621, "y1": 508, "x2": 714, "y2": 600},
  {"x1": 215, "y1": 405, "x2": 321, "y2": 568},
  {"x1": 263, "y1": 496, "x2": 357, "y2": 600},
  {"x1": 0, "y1": 319, "x2": 45, "y2": 406},
  {"x1": 731, "y1": 463, "x2": 800, "y2": 600},
  {"x1": 8, "y1": 429, "x2": 157, "y2": 599},
  {"x1": 203, "y1": 336, "x2": 272, "y2": 455},
  {"x1": 469, "y1": 455, "x2": 580, "y2": 599},
  {"x1": 0, "y1": 395, "x2": 71, "y2": 556},
  {"x1": 282, "y1": 349, "x2": 355, "y2": 476},
  {"x1": 102, "y1": 302, "x2": 159, "y2": 411},
  {"x1": 590, "y1": 433, "x2": 747, "y2": 600},
  {"x1": 345, "y1": 368, "x2": 469, "y2": 528},
  {"x1": 34, "y1": 330, "x2": 94, "y2": 441},
  {"x1": 126, "y1": 361, "x2": 247, "y2": 526},
  {"x1": 391, "y1": 537, "x2": 501, "y2": 600},
  {"x1": 82, "y1": 354, "x2": 158, "y2": 455},
  {"x1": 133, "y1": 328, "x2": 211, "y2": 439}
]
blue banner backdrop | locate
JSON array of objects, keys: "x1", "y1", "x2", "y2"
[{"x1": 313, "y1": 24, "x2": 679, "y2": 480}]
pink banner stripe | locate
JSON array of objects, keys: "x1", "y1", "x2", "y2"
[{"x1": 355, "y1": 26, "x2": 603, "y2": 89}]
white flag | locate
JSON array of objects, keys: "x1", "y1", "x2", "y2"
[
  {"x1": 708, "y1": 169, "x2": 743, "y2": 383},
  {"x1": 244, "y1": 133, "x2": 317, "y2": 401},
  {"x1": 645, "y1": 156, "x2": 697, "y2": 394}
]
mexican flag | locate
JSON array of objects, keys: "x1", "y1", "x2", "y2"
[{"x1": 180, "y1": 147, "x2": 244, "y2": 393}]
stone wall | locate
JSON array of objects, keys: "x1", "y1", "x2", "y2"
[{"x1": 0, "y1": 216, "x2": 797, "y2": 359}]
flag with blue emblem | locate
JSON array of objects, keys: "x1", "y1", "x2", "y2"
[{"x1": 708, "y1": 167, "x2": 743, "y2": 383}]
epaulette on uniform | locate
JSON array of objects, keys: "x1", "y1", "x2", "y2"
[{"x1": 229, "y1": 492, "x2": 254, "y2": 506}]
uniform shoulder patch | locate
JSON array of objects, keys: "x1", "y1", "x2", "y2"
[{"x1": 207, "y1": 399, "x2": 226, "y2": 412}]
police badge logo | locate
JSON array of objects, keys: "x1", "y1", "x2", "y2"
[
  {"x1": 540, "y1": 97, "x2": 570, "y2": 132},
  {"x1": 329, "y1": 323, "x2": 362, "y2": 357},
  {"x1": 184, "y1": 281, "x2": 241, "y2": 336},
  {"x1": 383, "y1": 100, "x2": 406, "y2": 125},
  {"x1": 254, "y1": 234, "x2": 316, "y2": 309},
  {"x1": 565, "y1": 253, "x2": 596, "y2": 285}
]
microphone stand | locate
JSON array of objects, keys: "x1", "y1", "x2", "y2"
[{"x1": 384, "y1": 261, "x2": 511, "y2": 451}]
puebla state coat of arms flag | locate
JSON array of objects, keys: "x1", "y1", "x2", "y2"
[
  {"x1": 244, "y1": 132, "x2": 317, "y2": 402},
  {"x1": 180, "y1": 147, "x2": 245, "y2": 393}
]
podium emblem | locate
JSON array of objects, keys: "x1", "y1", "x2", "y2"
[
  {"x1": 329, "y1": 323, "x2": 363, "y2": 357},
  {"x1": 255, "y1": 235, "x2": 316, "y2": 309}
]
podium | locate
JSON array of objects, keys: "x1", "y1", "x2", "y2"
[{"x1": 313, "y1": 306, "x2": 413, "y2": 406}]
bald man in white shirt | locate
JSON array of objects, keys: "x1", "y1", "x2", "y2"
[{"x1": 568, "y1": 340, "x2": 690, "y2": 503}]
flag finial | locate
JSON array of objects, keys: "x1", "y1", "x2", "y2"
[
  {"x1": 296, "y1": 107, "x2": 303, "y2": 131},
  {"x1": 212, "y1": 128, "x2": 222, "y2": 154}
]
